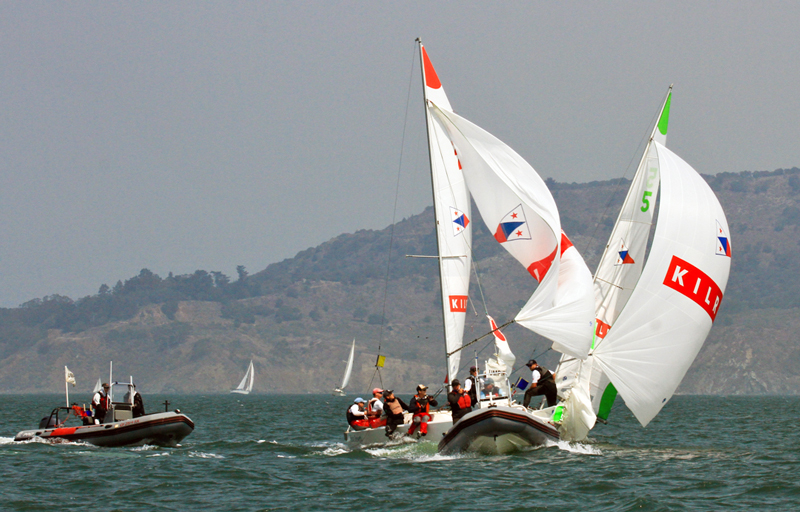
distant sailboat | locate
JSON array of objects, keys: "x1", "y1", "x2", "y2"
[
  {"x1": 332, "y1": 339, "x2": 355, "y2": 396},
  {"x1": 231, "y1": 360, "x2": 254, "y2": 394},
  {"x1": 93, "y1": 378, "x2": 103, "y2": 393}
]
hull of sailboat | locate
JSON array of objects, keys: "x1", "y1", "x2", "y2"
[
  {"x1": 14, "y1": 411, "x2": 194, "y2": 447},
  {"x1": 331, "y1": 389, "x2": 346, "y2": 397},
  {"x1": 344, "y1": 410, "x2": 453, "y2": 448},
  {"x1": 230, "y1": 389, "x2": 250, "y2": 395},
  {"x1": 438, "y1": 406, "x2": 559, "y2": 455}
]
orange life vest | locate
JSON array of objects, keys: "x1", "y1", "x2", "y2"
[
  {"x1": 413, "y1": 394, "x2": 430, "y2": 415},
  {"x1": 457, "y1": 392, "x2": 471, "y2": 409}
]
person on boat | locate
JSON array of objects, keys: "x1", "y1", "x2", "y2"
[
  {"x1": 480, "y1": 379, "x2": 505, "y2": 399},
  {"x1": 464, "y1": 366, "x2": 479, "y2": 405},
  {"x1": 382, "y1": 389, "x2": 409, "y2": 438},
  {"x1": 522, "y1": 359, "x2": 557, "y2": 409},
  {"x1": 447, "y1": 379, "x2": 472, "y2": 422},
  {"x1": 367, "y1": 388, "x2": 386, "y2": 428},
  {"x1": 132, "y1": 389, "x2": 145, "y2": 418},
  {"x1": 346, "y1": 398, "x2": 370, "y2": 430},
  {"x1": 91, "y1": 383, "x2": 111, "y2": 424},
  {"x1": 408, "y1": 384, "x2": 438, "y2": 437}
]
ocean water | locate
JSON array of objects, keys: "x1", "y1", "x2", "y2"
[{"x1": 1, "y1": 394, "x2": 798, "y2": 511}]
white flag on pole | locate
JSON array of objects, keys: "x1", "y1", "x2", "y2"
[{"x1": 65, "y1": 366, "x2": 76, "y2": 387}]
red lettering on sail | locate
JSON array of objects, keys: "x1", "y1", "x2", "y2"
[
  {"x1": 526, "y1": 247, "x2": 558, "y2": 283},
  {"x1": 595, "y1": 319, "x2": 611, "y2": 339},
  {"x1": 449, "y1": 295, "x2": 468, "y2": 313},
  {"x1": 662, "y1": 256, "x2": 723, "y2": 322}
]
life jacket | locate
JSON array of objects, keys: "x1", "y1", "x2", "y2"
[
  {"x1": 457, "y1": 392, "x2": 471, "y2": 409},
  {"x1": 346, "y1": 405, "x2": 365, "y2": 424},
  {"x1": 413, "y1": 395, "x2": 430, "y2": 415},
  {"x1": 93, "y1": 391, "x2": 109, "y2": 411},
  {"x1": 537, "y1": 366, "x2": 554, "y2": 383},
  {"x1": 466, "y1": 376, "x2": 477, "y2": 400},
  {"x1": 385, "y1": 397, "x2": 403, "y2": 416},
  {"x1": 367, "y1": 398, "x2": 382, "y2": 415}
]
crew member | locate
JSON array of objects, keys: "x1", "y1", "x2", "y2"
[
  {"x1": 447, "y1": 379, "x2": 472, "y2": 422},
  {"x1": 346, "y1": 398, "x2": 370, "y2": 430},
  {"x1": 92, "y1": 383, "x2": 111, "y2": 424},
  {"x1": 382, "y1": 389, "x2": 410, "y2": 438},
  {"x1": 132, "y1": 389, "x2": 145, "y2": 418},
  {"x1": 367, "y1": 388, "x2": 386, "y2": 428},
  {"x1": 408, "y1": 384, "x2": 438, "y2": 437},
  {"x1": 522, "y1": 359, "x2": 558, "y2": 408},
  {"x1": 464, "y1": 366, "x2": 479, "y2": 405}
]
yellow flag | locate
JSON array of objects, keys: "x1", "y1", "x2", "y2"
[{"x1": 375, "y1": 355, "x2": 386, "y2": 368}]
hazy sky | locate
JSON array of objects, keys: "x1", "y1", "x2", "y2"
[{"x1": 1, "y1": 2, "x2": 798, "y2": 307}]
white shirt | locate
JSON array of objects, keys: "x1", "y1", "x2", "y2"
[
  {"x1": 349, "y1": 404, "x2": 367, "y2": 418},
  {"x1": 368, "y1": 398, "x2": 384, "y2": 415},
  {"x1": 464, "y1": 377, "x2": 473, "y2": 392},
  {"x1": 531, "y1": 369, "x2": 542, "y2": 385}
]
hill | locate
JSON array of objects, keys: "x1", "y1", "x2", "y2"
[{"x1": 1, "y1": 168, "x2": 799, "y2": 397}]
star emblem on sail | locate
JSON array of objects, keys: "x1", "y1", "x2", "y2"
[
  {"x1": 715, "y1": 220, "x2": 731, "y2": 257},
  {"x1": 494, "y1": 205, "x2": 531, "y2": 243},
  {"x1": 450, "y1": 207, "x2": 470, "y2": 236},
  {"x1": 614, "y1": 240, "x2": 635, "y2": 265}
]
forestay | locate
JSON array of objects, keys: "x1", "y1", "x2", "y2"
[
  {"x1": 593, "y1": 141, "x2": 731, "y2": 426},
  {"x1": 429, "y1": 106, "x2": 594, "y2": 360}
]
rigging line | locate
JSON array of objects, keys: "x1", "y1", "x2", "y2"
[
  {"x1": 375, "y1": 43, "x2": 418, "y2": 359},
  {"x1": 508, "y1": 347, "x2": 552, "y2": 377},
  {"x1": 447, "y1": 320, "x2": 515, "y2": 356},
  {"x1": 579, "y1": 106, "x2": 661, "y2": 259}
]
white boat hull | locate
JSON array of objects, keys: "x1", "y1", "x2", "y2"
[
  {"x1": 331, "y1": 389, "x2": 346, "y2": 397},
  {"x1": 230, "y1": 390, "x2": 250, "y2": 395},
  {"x1": 438, "y1": 405, "x2": 559, "y2": 454},
  {"x1": 344, "y1": 410, "x2": 453, "y2": 448}
]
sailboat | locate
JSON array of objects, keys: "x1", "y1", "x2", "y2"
[
  {"x1": 554, "y1": 87, "x2": 732, "y2": 439},
  {"x1": 332, "y1": 339, "x2": 356, "y2": 396},
  {"x1": 426, "y1": 57, "x2": 597, "y2": 456},
  {"x1": 344, "y1": 40, "x2": 473, "y2": 446},
  {"x1": 230, "y1": 360, "x2": 254, "y2": 395}
]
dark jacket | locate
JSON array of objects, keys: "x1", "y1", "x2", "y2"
[
  {"x1": 408, "y1": 395, "x2": 438, "y2": 414},
  {"x1": 383, "y1": 397, "x2": 410, "y2": 420}
]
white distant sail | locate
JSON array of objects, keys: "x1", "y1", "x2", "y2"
[
  {"x1": 93, "y1": 378, "x2": 103, "y2": 393},
  {"x1": 231, "y1": 360, "x2": 254, "y2": 394},
  {"x1": 419, "y1": 44, "x2": 473, "y2": 383},
  {"x1": 340, "y1": 339, "x2": 355, "y2": 390}
]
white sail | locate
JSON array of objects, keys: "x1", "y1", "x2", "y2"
[
  {"x1": 232, "y1": 359, "x2": 254, "y2": 394},
  {"x1": 340, "y1": 339, "x2": 355, "y2": 390},
  {"x1": 593, "y1": 141, "x2": 731, "y2": 426},
  {"x1": 93, "y1": 378, "x2": 103, "y2": 393},
  {"x1": 419, "y1": 43, "x2": 473, "y2": 383},
  {"x1": 557, "y1": 88, "x2": 672, "y2": 420},
  {"x1": 429, "y1": 106, "x2": 595, "y2": 360}
]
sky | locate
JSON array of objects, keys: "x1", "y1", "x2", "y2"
[{"x1": 1, "y1": 2, "x2": 798, "y2": 308}]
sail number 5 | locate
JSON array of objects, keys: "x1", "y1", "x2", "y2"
[{"x1": 640, "y1": 167, "x2": 658, "y2": 212}]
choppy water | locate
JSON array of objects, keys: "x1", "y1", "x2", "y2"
[{"x1": 1, "y1": 394, "x2": 798, "y2": 511}]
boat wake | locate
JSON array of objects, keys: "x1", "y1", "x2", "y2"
[{"x1": 546, "y1": 439, "x2": 603, "y2": 456}]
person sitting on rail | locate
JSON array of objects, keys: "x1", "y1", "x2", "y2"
[
  {"x1": 408, "y1": 384, "x2": 438, "y2": 437},
  {"x1": 346, "y1": 398, "x2": 370, "y2": 430},
  {"x1": 367, "y1": 388, "x2": 386, "y2": 428}
]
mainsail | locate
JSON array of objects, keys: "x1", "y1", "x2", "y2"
[
  {"x1": 233, "y1": 360, "x2": 255, "y2": 394},
  {"x1": 428, "y1": 106, "x2": 595, "y2": 359},
  {"x1": 419, "y1": 43, "x2": 473, "y2": 383}
]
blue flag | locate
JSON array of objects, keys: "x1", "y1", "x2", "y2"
[{"x1": 515, "y1": 377, "x2": 529, "y2": 391}]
